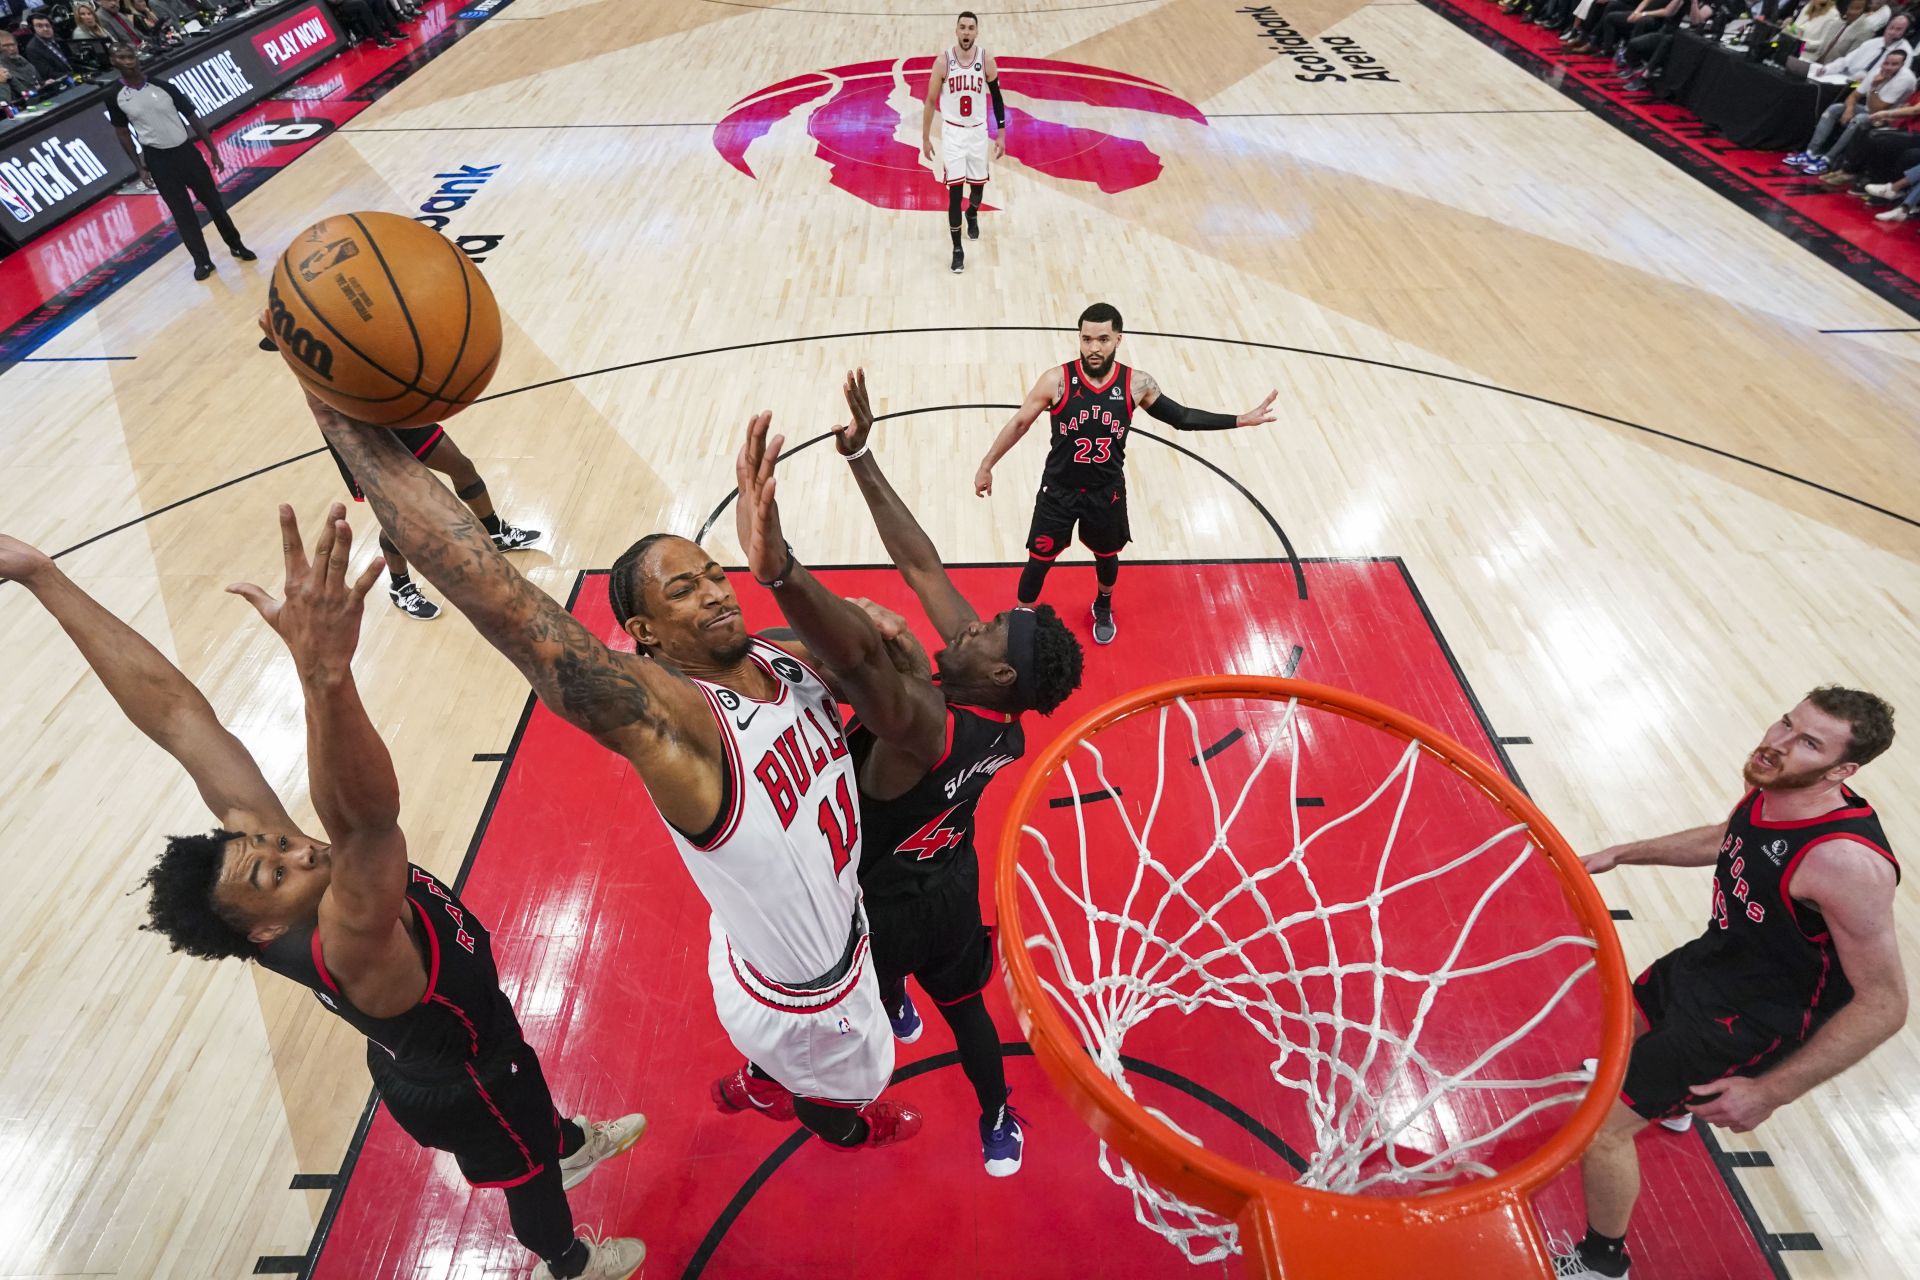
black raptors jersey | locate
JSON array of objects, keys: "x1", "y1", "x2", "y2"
[
  {"x1": 852, "y1": 704, "x2": 1024, "y2": 904},
  {"x1": 1044, "y1": 360, "x2": 1136, "y2": 490},
  {"x1": 256, "y1": 863, "x2": 525, "y2": 1081},
  {"x1": 1689, "y1": 787, "x2": 1898, "y2": 1036}
]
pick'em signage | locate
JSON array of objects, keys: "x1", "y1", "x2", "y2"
[{"x1": 0, "y1": 112, "x2": 136, "y2": 240}]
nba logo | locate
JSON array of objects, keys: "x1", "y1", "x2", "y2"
[
  {"x1": 0, "y1": 175, "x2": 33, "y2": 225},
  {"x1": 836, "y1": 1017, "x2": 853, "y2": 1035}
]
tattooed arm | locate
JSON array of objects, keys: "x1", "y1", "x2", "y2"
[{"x1": 308, "y1": 399, "x2": 722, "y2": 832}]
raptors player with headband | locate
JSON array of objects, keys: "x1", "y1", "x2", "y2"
[
  {"x1": 1562, "y1": 688, "x2": 1905, "y2": 1280},
  {"x1": 306, "y1": 396, "x2": 919, "y2": 1155},
  {"x1": 921, "y1": 9, "x2": 1005, "y2": 274},
  {"x1": 974, "y1": 302, "x2": 1278, "y2": 644},
  {"x1": 737, "y1": 370, "x2": 1084, "y2": 1175}
]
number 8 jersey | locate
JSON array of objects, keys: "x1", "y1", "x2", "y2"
[
  {"x1": 667, "y1": 637, "x2": 863, "y2": 984},
  {"x1": 1045, "y1": 359, "x2": 1135, "y2": 490}
]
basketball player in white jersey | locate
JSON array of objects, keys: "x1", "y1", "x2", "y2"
[
  {"x1": 305, "y1": 393, "x2": 919, "y2": 1152},
  {"x1": 921, "y1": 9, "x2": 1005, "y2": 274}
]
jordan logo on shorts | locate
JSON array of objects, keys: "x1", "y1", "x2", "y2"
[{"x1": 1713, "y1": 1015, "x2": 1739, "y2": 1034}]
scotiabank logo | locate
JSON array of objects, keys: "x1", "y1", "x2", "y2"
[{"x1": 715, "y1": 57, "x2": 1206, "y2": 210}]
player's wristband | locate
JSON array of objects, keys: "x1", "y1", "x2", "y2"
[
  {"x1": 1144, "y1": 393, "x2": 1237, "y2": 431},
  {"x1": 842, "y1": 442, "x2": 871, "y2": 461},
  {"x1": 757, "y1": 543, "x2": 797, "y2": 590}
]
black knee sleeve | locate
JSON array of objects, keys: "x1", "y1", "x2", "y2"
[
  {"x1": 794, "y1": 1098, "x2": 869, "y2": 1147},
  {"x1": 455, "y1": 477, "x2": 487, "y2": 501},
  {"x1": 1095, "y1": 554, "x2": 1120, "y2": 588},
  {"x1": 948, "y1": 185, "x2": 964, "y2": 226},
  {"x1": 1018, "y1": 556, "x2": 1052, "y2": 604},
  {"x1": 967, "y1": 182, "x2": 985, "y2": 209}
]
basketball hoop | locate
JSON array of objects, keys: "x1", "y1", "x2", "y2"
[{"x1": 995, "y1": 677, "x2": 1631, "y2": 1280}]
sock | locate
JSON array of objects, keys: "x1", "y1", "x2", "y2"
[
  {"x1": 547, "y1": 1238, "x2": 590, "y2": 1279},
  {"x1": 481, "y1": 512, "x2": 503, "y2": 535},
  {"x1": 950, "y1": 224, "x2": 963, "y2": 250},
  {"x1": 1093, "y1": 590, "x2": 1113, "y2": 615},
  {"x1": 1577, "y1": 1227, "x2": 1629, "y2": 1276},
  {"x1": 948, "y1": 187, "x2": 964, "y2": 249},
  {"x1": 389, "y1": 569, "x2": 410, "y2": 590}
]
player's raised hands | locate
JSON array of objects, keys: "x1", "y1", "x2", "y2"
[
  {"x1": 228, "y1": 503, "x2": 382, "y2": 675},
  {"x1": 837, "y1": 368, "x2": 875, "y2": 457},
  {"x1": 735, "y1": 411, "x2": 792, "y2": 587},
  {"x1": 0, "y1": 534, "x2": 56, "y2": 585},
  {"x1": 848, "y1": 597, "x2": 933, "y2": 681},
  {"x1": 1237, "y1": 390, "x2": 1280, "y2": 428}
]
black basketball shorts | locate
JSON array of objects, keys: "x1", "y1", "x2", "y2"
[
  {"x1": 866, "y1": 866, "x2": 995, "y2": 1008},
  {"x1": 1620, "y1": 940, "x2": 1800, "y2": 1122},
  {"x1": 370, "y1": 1037, "x2": 567, "y2": 1188},
  {"x1": 1025, "y1": 482, "x2": 1131, "y2": 559},
  {"x1": 327, "y1": 424, "x2": 446, "y2": 502}
]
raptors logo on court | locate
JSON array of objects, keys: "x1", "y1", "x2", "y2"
[{"x1": 715, "y1": 57, "x2": 1208, "y2": 211}]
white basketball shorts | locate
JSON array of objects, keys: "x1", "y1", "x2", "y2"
[
  {"x1": 706, "y1": 913, "x2": 895, "y2": 1106},
  {"x1": 940, "y1": 123, "x2": 990, "y2": 186}
]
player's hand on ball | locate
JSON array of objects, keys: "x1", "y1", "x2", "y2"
[
  {"x1": 228, "y1": 503, "x2": 382, "y2": 675},
  {"x1": 1237, "y1": 390, "x2": 1280, "y2": 428},
  {"x1": 973, "y1": 464, "x2": 993, "y2": 497},
  {"x1": 837, "y1": 368, "x2": 875, "y2": 456},
  {"x1": 0, "y1": 533, "x2": 56, "y2": 585},
  {"x1": 1687, "y1": 1076, "x2": 1781, "y2": 1132},
  {"x1": 735, "y1": 411, "x2": 790, "y2": 585}
]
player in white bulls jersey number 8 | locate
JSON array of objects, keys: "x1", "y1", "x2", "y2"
[
  {"x1": 921, "y1": 9, "x2": 1005, "y2": 274},
  {"x1": 307, "y1": 395, "x2": 918, "y2": 1153}
]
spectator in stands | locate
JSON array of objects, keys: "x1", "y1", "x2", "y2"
[
  {"x1": 332, "y1": 0, "x2": 400, "y2": 48},
  {"x1": 1622, "y1": 0, "x2": 1716, "y2": 83},
  {"x1": 1586, "y1": 0, "x2": 1682, "y2": 59},
  {"x1": 1808, "y1": 0, "x2": 1887, "y2": 59},
  {"x1": 1791, "y1": 0, "x2": 1846, "y2": 50},
  {"x1": 22, "y1": 16, "x2": 75, "y2": 81},
  {"x1": 124, "y1": 0, "x2": 169, "y2": 41},
  {"x1": 1807, "y1": 10, "x2": 1912, "y2": 79},
  {"x1": 1785, "y1": 44, "x2": 1915, "y2": 173},
  {"x1": 0, "y1": 32, "x2": 44, "y2": 98},
  {"x1": 0, "y1": 65, "x2": 20, "y2": 109},
  {"x1": 95, "y1": 0, "x2": 149, "y2": 45},
  {"x1": 67, "y1": 4, "x2": 125, "y2": 69},
  {"x1": 1864, "y1": 158, "x2": 1920, "y2": 218}
]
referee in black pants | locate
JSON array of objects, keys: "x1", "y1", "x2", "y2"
[{"x1": 105, "y1": 45, "x2": 255, "y2": 281}]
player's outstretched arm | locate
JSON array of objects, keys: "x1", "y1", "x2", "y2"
[
  {"x1": 737, "y1": 413, "x2": 947, "y2": 767},
  {"x1": 974, "y1": 368, "x2": 1060, "y2": 497},
  {"x1": 985, "y1": 52, "x2": 1006, "y2": 157},
  {"x1": 230, "y1": 506, "x2": 421, "y2": 1009},
  {"x1": 0, "y1": 534, "x2": 292, "y2": 832},
  {"x1": 308, "y1": 399, "x2": 691, "y2": 763},
  {"x1": 1134, "y1": 369, "x2": 1278, "y2": 431},
  {"x1": 836, "y1": 369, "x2": 980, "y2": 643},
  {"x1": 1690, "y1": 840, "x2": 1906, "y2": 1131},
  {"x1": 1582, "y1": 823, "x2": 1724, "y2": 874}
]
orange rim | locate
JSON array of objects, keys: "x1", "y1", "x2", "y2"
[{"x1": 995, "y1": 675, "x2": 1632, "y2": 1274}]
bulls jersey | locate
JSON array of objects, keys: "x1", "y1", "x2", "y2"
[
  {"x1": 851, "y1": 703, "x2": 1024, "y2": 905},
  {"x1": 256, "y1": 863, "x2": 523, "y2": 1081},
  {"x1": 668, "y1": 637, "x2": 863, "y2": 983},
  {"x1": 1690, "y1": 786, "x2": 1898, "y2": 1036},
  {"x1": 1045, "y1": 360, "x2": 1136, "y2": 490},
  {"x1": 941, "y1": 45, "x2": 988, "y2": 128}
]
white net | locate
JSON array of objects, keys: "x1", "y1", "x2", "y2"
[{"x1": 1013, "y1": 693, "x2": 1603, "y2": 1265}]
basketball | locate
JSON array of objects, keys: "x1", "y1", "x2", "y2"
[{"x1": 266, "y1": 212, "x2": 502, "y2": 429}]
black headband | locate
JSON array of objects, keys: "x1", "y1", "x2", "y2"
[{"x1": 1008, "y1": 606, "x2": 1039, "y2": 707}]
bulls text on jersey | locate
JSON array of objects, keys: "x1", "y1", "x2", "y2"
[{"x1": 752, "y1": 703, "x2": 852, "y2": 828}]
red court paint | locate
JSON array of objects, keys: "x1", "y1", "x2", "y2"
[{"x1": 308, "y1": 560, "x2": 1772, "y2": 1279}]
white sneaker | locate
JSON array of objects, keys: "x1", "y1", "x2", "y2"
[
  {"x1": 558, "y1": 1113, "x2": 648, "y2": 1191},
  {"x1": 533, "y1": 1228, "x2": 646, "y2": 1280},
  {"x1": 1876, "y1": 205, "x2": 1912, "y2": 223},
  {"x1": 1864, "y1": 181, "x2": 1901, "y2": 199}
]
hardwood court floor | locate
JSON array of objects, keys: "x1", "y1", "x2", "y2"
[{"x1": 1, "y1": 0, "x2": 1918, "y2": 1276}]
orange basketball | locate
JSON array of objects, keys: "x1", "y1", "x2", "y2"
[{"x1": 267, "y1": 212, "x2": 503, "y2": 429}]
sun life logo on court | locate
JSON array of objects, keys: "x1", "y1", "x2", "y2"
[
  {"x1": 267, "y1": 281, "x2": 336, "y2": 380},
  {"x1": 413, "y1": 163, "x2": 507, "y2": 262},
  {"x1": 715, "y1": 57, "x2": 1208, "y2": 211}
]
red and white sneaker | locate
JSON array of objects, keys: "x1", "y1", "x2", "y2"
[
  {"x1": 823, "y1": 1100, "x2": 923, "y2": 1150},
  {"x1": 711, "y1": 1065, "x2": 797, "y2": 1122}
]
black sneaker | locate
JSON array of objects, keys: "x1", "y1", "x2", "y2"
[
  {"x1": 229, "y1": 244, "x2": 257, "y2": 261},
  {"x1": 193, "y1": 262, "x2": 215, "y2": 281},
  {"x1": 389, "y1": 581, "x2": 441, "y2": 620},
  {"x1": 950, "y1": 247, "x2": 964, "y2": 274},
  {"x1": 1090, "y1": 597, "x2": 1116, "y2": 646},
  {"x1": 1551, "y1": 1245, "x2": 1630, "y2": 1278},
  {"x1": 490, "y1": 523, "x2": 543, "y2": 552},
  {"x1": 965, "y1": 207, "x2": 980, "y2": 240}
]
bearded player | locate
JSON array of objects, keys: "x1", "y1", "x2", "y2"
[
  {"x1": 921, "y1": 9, "x2": 1005, "y2": 274},
  {"x1": 974, "y1": 302, "x2": 1278, "y2": 644},
  {"x1": 1560, "y1": 688, "x2": 1905, "y2": 1280},
  {"x1": 306, "y1": 395, "x2": 919, "y2": 1153},
  {"x1": 735, "y1": 369, "x2": 1084, "y2": 1174},
  {"x1": 0, "y1": 518, "x2": 645, "y2": 1280}
]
